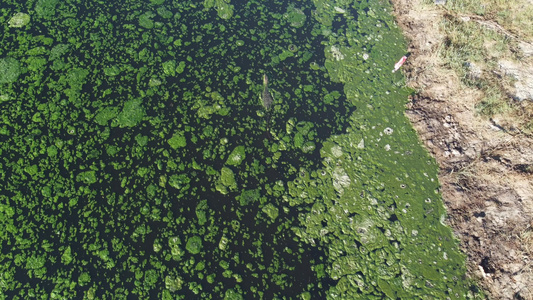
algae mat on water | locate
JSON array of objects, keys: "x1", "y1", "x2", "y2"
[{"x1": 0, "y1": 0, "x2": 481, "y2": 299}]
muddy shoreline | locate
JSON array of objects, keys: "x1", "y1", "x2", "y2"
[{"x1": 390, "y1": 0, "x2": 533, "y2": 299}]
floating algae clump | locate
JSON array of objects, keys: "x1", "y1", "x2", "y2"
[
  {"x1": 8, "y1": 12, "x2": 30, "y2": 28},
  {"x1": 138, "y1": 11, "x2": 155, "y2": 29},
  {"x1": 285, "y1": 6, "x2": 306, "y2": 28},
  {"x1": 94, "y1": 106, "x2": 119, "y2": 126},
  {"x1": 204, "y1": 0, "x2": 234, "y2": 20},
  {"x1": 186, "y1": 236, "x2": 203, "y2": 255},
  {"x1": 225, "y1": 145, "x2": 245, "y2": 166},
  {"x1": 0, "y1": 58, "x2": 20, "y2": 83},
  {"x1": 34, "y1": 0, "x2": 58, "y2": 18},
  {"x1": 168, "y1": 131, "x2": 187, "y2": 149},
  {"x1": 162, "y1": 60, "x2": 177, "y2": 76},
  {"x1": 216, "y1": 167, "x2": 237, "y2": 194},
  {"x1": 262, "y1": 203, "x2": 279, "y2": 221},
  {"x1": 116, "y1": 98, "x2": 145, "y2": 127}
]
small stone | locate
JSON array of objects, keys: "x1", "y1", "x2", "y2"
[
  {"x1": 518, "y1": 41, "x2": 533, "y2": 57},
  {"x1": 464, "y1": 61, "x2": 482, "y2": 80},
  {"x1": 465, "y1": 147, "x2": 477, "y2": 158}
]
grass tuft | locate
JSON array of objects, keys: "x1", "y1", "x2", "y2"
[{"x1": 475, "y1": 86, "x2": 511, "y2": 116}]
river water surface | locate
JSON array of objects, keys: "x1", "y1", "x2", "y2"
[{"x1": 0, "y1": 0, "x2": 481, "y2": 298}]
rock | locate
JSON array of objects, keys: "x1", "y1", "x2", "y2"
[
  {"x1": 498, "y1": 60, "x2": 533, "y2": 101},
  {"x1": 464, "y1": 61, "x2": 482, "y2": 80},
  {"x1": 518, "y1": 41, "x2": 533, "y2": 57}
]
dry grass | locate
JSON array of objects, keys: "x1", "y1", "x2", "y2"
[
  {"x1": 521, "y1": 226, "x2": 533, "y2": 256},
  {"x1": 487, "y1": 0, "x2": 533, "y2": 39},
  {"x1": 434, "y1": 0, "x2": 533, "y2": 134},
  {"x1": 446, "y1": 0, "x2": 533, "y2": 39},
  {"x1": 475, "y1": 85, "x2": 512, "y2": 116}
]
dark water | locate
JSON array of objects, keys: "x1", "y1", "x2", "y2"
[{"x1": 0, "y1": 0, "x2": 356, "y2": 298}]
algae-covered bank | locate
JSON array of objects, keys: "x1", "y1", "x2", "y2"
[{"x1": 0, "y1": 0, "x2": 481, "y2": 299}]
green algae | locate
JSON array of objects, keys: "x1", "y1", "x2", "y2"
[
  {"x1": 116, "y1": 98, "x2": 145, "y2": 127},
  {"x1": 94, "y1": 106, "x2": 119, "y2": 126},
  {"x1": 281, "y1": 1, "x2": 481, "y2": 292},
  {"x1": 216, "y1": 167, "x2": 237, "y2": 194},
  {"x1": 138, "y1": 11, "x2": 156, "y2": 29},
  {"x1": 163, "y1": 60, "x2": 177, "y2": 76},
  {"x1": 0, "y1": 0, "x2": 481, "y2": 298},
  {"x1": 8, "y1": 12, "x2": 31, "y2": 28},
  {"x1": 261, "y1": 203, "x2": 279, "y2": 221},
  {"x1": 225, "y1": 145, "x2": 245, "y2": 166},
  {"x1": 186, "y1": 236, "x2": 203, "y2": 255},
  {"x1": 0, "y1": 58, "x2": 21, "y2": 83},
  {"x1": 285, "y1": 6, "x2": 306, "y2": 28},
  {"x1": 34, "y1": 0, "x2": 59, "y2": 18},
  {"x1": 204, "y1": 0, "x2": 235, "y2": 20},
  {"x1": 168, "y1": 131, "x2": 187, "y2": 149},
  {"x1": 237, "y1": 189, "x2": 260, "y2": 206}
]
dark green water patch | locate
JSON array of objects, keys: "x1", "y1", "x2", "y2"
[{"x1": 0, "y1": 0, "x2": 350, "y2": 299}]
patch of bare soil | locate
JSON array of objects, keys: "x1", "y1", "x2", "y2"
[{"x1": 390, "y1": 0, "x2": 533, "y2": 299}]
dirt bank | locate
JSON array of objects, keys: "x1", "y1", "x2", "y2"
[{"x1": 390, "y1": 0, "x2": 533, "y2": 299}]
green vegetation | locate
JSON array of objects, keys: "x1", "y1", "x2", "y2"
[
  {"x1": 186, "y1": 236, "x2": 203, "y2": 254},
  {"x1": 225, "y1": 145, "x2": 245, "y2": 166},
  {"x1": 0, "y1": 58, "x2": 21, "y2": 83},
  {"x1": 168, "y1": 131, "x2": 187, "y2": 149},
  {"x1": 0, "y1": 0, "x2": 481, "y2": 299},
  {"x1": 8, "y1": 12, "x2": 31, "y2": 28}
]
